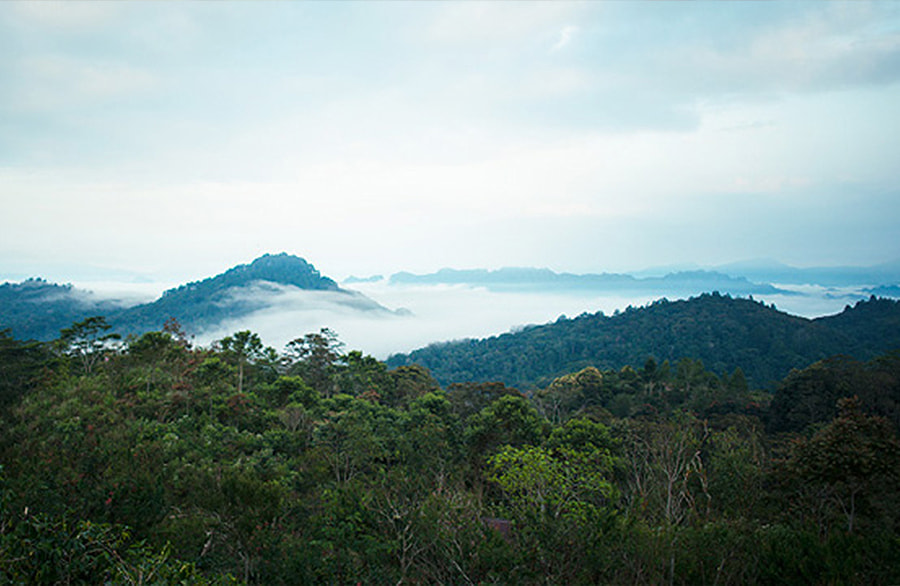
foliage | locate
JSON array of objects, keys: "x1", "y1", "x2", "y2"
[
  {"x1": 0, "y1": 254, "x2": 375, "y2": 342},
  {"x1": 389, "y1": 294, "x2": 900, "y2": 389},
  {"x1": 0, "y1": 279, "x2": 122, "y2": 341},
  {"x1": 0, "y1": 328, "x2": 52, "y2": 417},
  {"x1": 787, "y1": 397, "x2": 900, "y2": 535},
  {"x1": 0, "y1": 321, "x2": 899, "y2": 584},
  {"x1": 769, "y1": 352, "x2": 900, "y2": 432},
  {"x1": 56, "y1": 316, "x2": 122, "y2": 375}
]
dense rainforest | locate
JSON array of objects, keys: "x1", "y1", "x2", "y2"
[
  {"x1": 388, "y1": 293, "x2": 900, "y2": 390},
  {"x1": 1, "y1": 316, "x2": 899, "y2": 584}
]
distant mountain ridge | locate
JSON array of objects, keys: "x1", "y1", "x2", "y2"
[
  {"x1": 389, "y1": 267, "x2": 789, "y2": 296},
  {"x1": 386, "y1": 294, "x2": 900, "y2": 390},
  {"x1": 388, "y1": 259, "x2": 900, "y2": 295},
  {"x1": 0, "y1": 253, "x2": 389, "y2": 341},
  {"x1": 711, "y1": 258, "x2": 900, "y2": 287},
  {"x1": 4, "y1": 253, "x2": 900, "y2": 368}
]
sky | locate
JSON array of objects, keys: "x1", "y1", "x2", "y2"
[{"x1": 2, "y1": 1, "x2": 900, "y2": 285}]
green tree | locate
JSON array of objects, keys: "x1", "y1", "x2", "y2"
[
  {"x1": 401, "y1": 391, "x2": 461, "y2": 480},
  {"x1": 284, "y1": 328, "x2": 343, "y2": 397},
  {"x1": 215, "y1": 330, "x2": 264, "y2": 394},
  {"x1": 447, "y1": 381, "x2": 520, "y2": 423},
  {"x1": 535, "y1": 366, "x2": 606, "y2": 424},
  {"x1": 769, "y1": 356, "x2": 861, "y2": 433},
  {"x1": 312, "y1": 395, "x2": 396, "y2": 485},
  {"x1": 789, "y1": 396, "x2": 900, "y2": 534},
  {"x1": 387, "y1": 364, "x2": 441, "y2": 409},
  {"x1": 57, "y1": 316, "x2": 121, "y2": 375},
  {"x1": 705, "y1": 417, "x2": 766, "y2": 521},
  {"x1": 0, "y1": 329, "x2": 51, "y2": 416},
  {"x1": 486, "y1": 426, "x2": 618, "y2": 583},
  {"x1": 465, "y1": 394, "x2": 546, "y2": 463},
  {"x1": 336, "y1": 351, "x2": 391, "y2": 401},
  {"x1": 488, "y1": 444, "x2": 616, "y2": 523}
]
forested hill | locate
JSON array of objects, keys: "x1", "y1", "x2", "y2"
[
  {"x1": 387, "y1": 294, "x2": 900, "y2": 389},
  {"x1": 0, "y1": 279, "x2": 123, "y2": 341},
  {"x1": 168, "y1": 252, "x2": 340, "y2": 293},
  {"x1": 109, "y1": 252, "x2": 350, "y2": 335},
  {"x1": 0, "y1": 253, "x2": 388, "y2": 341}
]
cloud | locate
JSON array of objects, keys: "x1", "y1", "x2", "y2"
[
  {"x1": 659, "y1": 3, "x2": 900, "y2": 97},
  {"x1": 0, "y1": 2, "x2": 898, "y2": 281},
  {"x1": 11, "y1": 55, "x2": 158, "y2": 113},
  {"x1": 195, "y1": 285, "x2": 403, "y2": 354},
  {"x1": 196, "y1": 280, "x2": 655, "y2": 358},
  {"x1": 551, "y1": 25, "x2": 579, "y2": 52},
  {"x1": 425, "y1": 2, "x2": 583, "y2": 45},
  {"x1": 10, "y1": 1, "x2": 121, "y2": 31},
  {"x1": 195, "y1": 279, "x2": 866, "y2": 358}
]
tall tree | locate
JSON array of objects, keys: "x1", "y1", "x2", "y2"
[
  {"x1": 215, "y1": 330, "x2": 264, "y2": 394},
  {"x1": 56, "y1": 316, "x2": 121, "y2": 375},
  {"x1": 284, "y1": 328, "x2": 344, "y2": 397},
  {"x1": 789, "y1": 396, "x2": 900, "y2": 534}
]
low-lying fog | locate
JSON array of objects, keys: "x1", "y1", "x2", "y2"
[
  {"x1": 68, "y1": 280, "x2": 183, "y2": 307},
  {"x1": 68, "y1": 278, "x2": 877, "y2": 359},
  {"x1": 198, "y1": 281, "x2": 868, "y2": 359}
]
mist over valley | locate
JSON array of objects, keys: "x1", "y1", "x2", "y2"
[{"x1": 3, "y1": 253, "x2": 896, "y2": 361}]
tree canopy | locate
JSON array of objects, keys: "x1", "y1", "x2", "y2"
[{"x1": 1, "y1": 320, "x2": 899, "y2": 584}]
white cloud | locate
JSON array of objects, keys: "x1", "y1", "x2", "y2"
[
  {"x1": 13, "y1": 55, "x2": 158, "y2": 112},
  {"x1": 665, "y1": 3, "x2": 900, "y2": 96},
  {"x1": 195, "y1": 280, "x2": 863, "y2": 358},
  {"x1": 425, "y1": 2, "x2": 584, "y2": 45},
  {"x1": 1, "y1": 2, "x2": 898, "y2": 282},
  {"x1": 551, "y1": 25, "x2": 579, "y2": 52},
  {"x1": 11, "y1": 1, "x2": 121, "y2": 30}
]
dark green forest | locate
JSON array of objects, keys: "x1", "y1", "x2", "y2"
[
  {"x1": 388, "y1": 294, "x2": 900, "y2": 390},
  {"x1": 0, "y1": 254, "x2": 387, "y2": 344},
  {"x1": 2, "y1": 314, "x2": 899, "y2": 584}
]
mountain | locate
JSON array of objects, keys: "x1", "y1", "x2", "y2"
[
  {"x1": 867, "y1": 284, "x2": 900, "y2": 298},
  {"x1": 343, "y1": 275, "x2": 385, "y2": 284},
  {"x1": 0, "y1": 253, "x2": 393, "y2": 341},
  {"x1": 388, "y1": 267, "x2": 789, "y2": 296},
  {"x1": 713, "y1": 258, "x2": 900, "y2": 288},
  {"x1": 388, "y1": 260, "x2": 900, "y2": 296},
  {"x1": 110, "y1": 253, "x2": 345, "y2": 335},
  {"x1": 386, "y1": 294, "x2": 900, "y2": 390},
  {"x1": 0, "y1": 278, "x2": 123, "y2": 341}
]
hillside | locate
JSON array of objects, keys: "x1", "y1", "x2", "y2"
[
  {"x1": 0, "y1": 279, "x2": 122, "y2": 341},
  {"x1": 109, "y1": 253, "x2": 348, "y2": 335},
  {"x1": 0, "y1": 253, "x2": 390, "y2": 341},
  {"x1": 387, "y1": 294, "x2": 900, "y2": 389}
]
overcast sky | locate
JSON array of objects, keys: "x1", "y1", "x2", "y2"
[{"x1": 2, "y1": 1, "x2": 899, "y2": 284}]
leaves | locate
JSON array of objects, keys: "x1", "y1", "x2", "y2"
[{"x1": 2, "y1": 321, "x2": 900, "y2": 584}]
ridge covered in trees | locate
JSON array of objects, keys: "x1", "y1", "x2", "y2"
[
  {"x1": 0, "y1": 278, "x2": 123, "y2": 341},
  {"x1": 388, "y1": 293, "x2": 900, "y2": 389},
  {"x1": 0, "y1": 253, "x2": 391, "y2": 342},
  {"x1": 1, "y1": 319, "x2": 899, "y2": 584}
]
